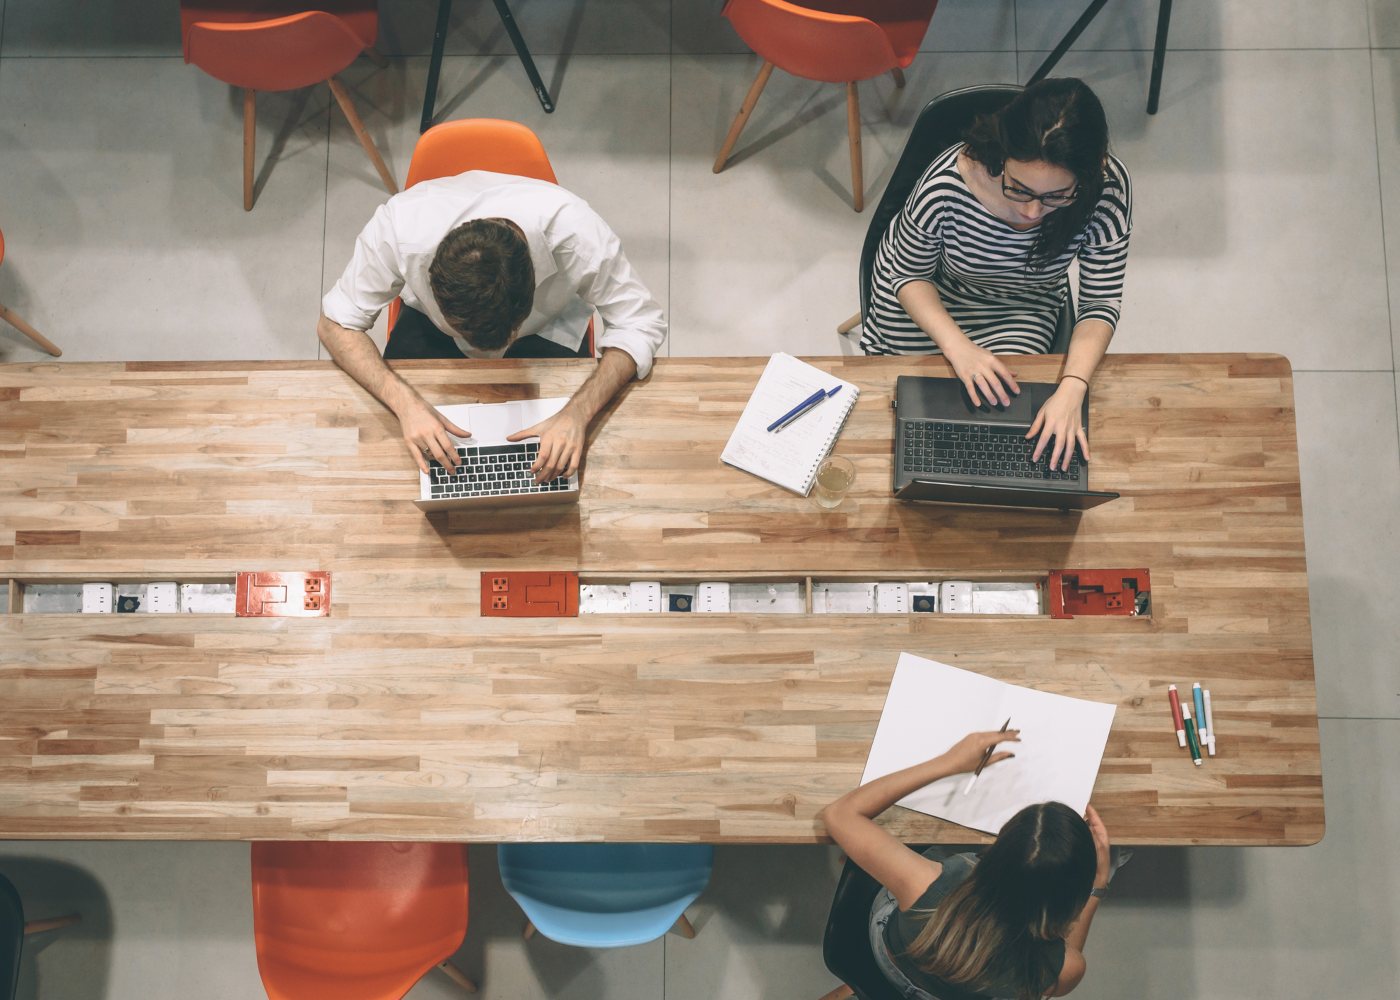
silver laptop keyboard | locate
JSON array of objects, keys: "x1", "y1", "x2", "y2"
[
  {"x1": 903, "y1": 420, "x2": 1083, "y2": 483},
  {"x1": 428, "y1": 443, "x2": 572, "y2": 498}
]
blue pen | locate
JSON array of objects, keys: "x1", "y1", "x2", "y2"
[{"x1": 767, "y1": 385, "x2": 842, "y2": 433}]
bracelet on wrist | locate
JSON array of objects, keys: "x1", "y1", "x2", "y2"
[{"x1": 1060, "y1": 374, "x2": 1090, "y2": 389}]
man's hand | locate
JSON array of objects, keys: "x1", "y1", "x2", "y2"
[
  {"x1": 1026, "y1": 378, "x2": 1089, "y2": 472},
  {"x1": 944, "y1": 340, "x2": 1020, "y2": 407},
  {"x1": 508, "y1": 404, "x2": 587, "y2": 483},
  {"x1": 397, "y1": 395, "x2": 471, "y2": 474}
]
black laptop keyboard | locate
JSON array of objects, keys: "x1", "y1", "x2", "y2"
[
  {"x1": 902, "y1": 420, "x2": 1082, "y2": 483},
  {"x1": 428, "y1": 443, "x2": 572, "y2": 498}
]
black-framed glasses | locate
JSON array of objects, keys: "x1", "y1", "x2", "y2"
[{"x1": 1001, "y1": 174, "x2": 1077, "y2": 208}]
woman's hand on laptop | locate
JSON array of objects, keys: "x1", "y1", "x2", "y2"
[
  {"x1": 398, "y1": 396, "x2": 471, "y2": 475},
  {"x1": 943, "y1": 340, "x2": 1020, "y2": 408},
  {"x1": 1026, "y1": 379, "x2": 1089, "y2": 472},
  {"x1": 509, "y1": 405, "x2": 586, "y2": 483}
]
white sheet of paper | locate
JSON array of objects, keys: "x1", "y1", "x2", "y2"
[{"x1": 861, "y1": 652, "x2": 1117, "y2": 835}]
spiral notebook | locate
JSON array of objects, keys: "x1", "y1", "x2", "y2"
[{"x1": 721, "y1": 354, "x2": 860, "y2": 496}]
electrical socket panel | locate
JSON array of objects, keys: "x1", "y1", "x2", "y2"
[
  {"x1": 579, "y1": 584, "x2": 631, "y2": 614},
  {"x1": 813, "y1": 582, "x2": 875, "y2": 614},
  {"x1": 81, "y1": 583, "x2": 114, "y2": 614},
  {"x1": 628, "y1": 582, "x2": 661, "y2": 613},
  {"x1": 147, "y1": 582, "x2": 179, "y2": 613},
  {"x1": 874, "y1": 583, "x2": 909, "y2": 614},
  {"x1": 236, "y1": 571, "x2": 331, "y2": 617},
  {"x1": 695, "y1": 583, "x2": 730, "y2": 613},
  {"x1": 479, "y1": 572, "x2": 579, "y2": 617},
  {"x1": 938, "y1": 581, "x2": 973, "y2": 614}
]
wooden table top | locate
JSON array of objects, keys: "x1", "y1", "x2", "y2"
[{"x1": 0, "y1": 354, "x2": 1321, "y2": 845}]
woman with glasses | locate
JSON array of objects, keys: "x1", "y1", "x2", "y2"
[
  {"x1": 819, "y1": 730, "x2": 1122, "y2": 1000},
  {"x1": 859, "y1": 78, "x2": 1131, "y2": 472}
]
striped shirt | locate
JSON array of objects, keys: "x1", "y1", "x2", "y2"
[{"x1": 859, "y1": 144, "x2": 1132, "y2": 356}]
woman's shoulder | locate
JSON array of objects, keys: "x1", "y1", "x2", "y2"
[
  {"x1": 1097, "y1": 153, "x2": 1132, "y2": 217},
  {"x1": 910, "y1": 144, "x2": 973, "y2": 200}
]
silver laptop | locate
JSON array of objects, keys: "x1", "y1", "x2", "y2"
[{"x1": 414, "y1": 398, "x2": 580, "y2": 512}]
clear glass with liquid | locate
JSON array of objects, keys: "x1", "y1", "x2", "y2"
[{"x1": 811, "y1": 455, "x2": 856, "y2": 509}]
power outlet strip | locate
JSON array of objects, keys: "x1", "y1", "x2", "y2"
[
  {"x1": 147, "y1": 582, "x2": 179, "y2": 613},
  {"x1": 628, "y1": 582, "x2": 661, "y2": 613},
  {"x1": 81, "y1": 583, "x2": 113, "y2": 614},
  {"x1": 938, "y1": 581, "x2": 973, "y2": 614},
  {"x1": 695, "y1": 583, "x2": 730, "y2": 613}
]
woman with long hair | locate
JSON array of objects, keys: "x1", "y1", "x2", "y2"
[
  {"x1": 860, "y1": 78, "x2": 1131, "y2": 472},
  {"x1": 819, "y1": 730, "x2": 1119, "y2": 999}
]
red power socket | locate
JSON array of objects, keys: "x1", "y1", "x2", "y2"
[
  {"x1": 480, "y1": 572, "x2": 579, "y2": 617},
  {"x1": 236, "y1": 571, "x2": 332, "y2": 617},
  {"x1": 1047, "y1": 568, "x2": 1150, "y2": 619}
]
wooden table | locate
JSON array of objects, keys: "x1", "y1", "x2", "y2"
[{"x1": 0, "y1": 355, "x2": 1321, "y2": 845}]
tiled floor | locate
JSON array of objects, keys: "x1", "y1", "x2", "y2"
[{"x1": 1, "y1": 0, "x2": 1398, "y2": 997}]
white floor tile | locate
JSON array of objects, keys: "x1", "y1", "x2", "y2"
[
  {"x1": 1015, "y1": 0, "x2": 1371, "y2": 52},
  {"x1": 1016, "y1": 48, "x2": 1392, "y2": 371},
  {"x1": 321, "y1": 55, "x2": 671, "y2": 357},
  {"x1": 1371, "y1": 0, "x2": 1400, "y2": 46},
  {"x1": 0, "y1": 58, "x2": 330, "y2": 363},
  {"x1": 664, "y1": 845, "x2": 845, "y2": 1000},
  {"x1": 1294, "y1": 372, "x2": 1400, "y2": 721},
  {"x1": 1071, "y1": 718, "x2": 1400, "y2": 998},
  {"x1": 378, "y1": 0, "x2": 672, "y2": 57},
  {"x1": 669, "y1": 52, "x2": 1016, "y2": 358},
  {"x1": 0, "y1": 841, "x2": 263, "y2": 1000},
  {"x1": 0, "y1": 0, "x2": 182, "y2": 56},
  {"x1": 1368, "y1": 49, "x2": 1400, "y2": 376}
]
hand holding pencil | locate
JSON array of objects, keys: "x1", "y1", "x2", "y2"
[{"x1": 939, "y1": 726, "x2": 1020, "y2": 790}]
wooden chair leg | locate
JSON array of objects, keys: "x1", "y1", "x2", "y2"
[
  {"x1": 0, "y1": 302, "x2": 62, "y2": 357},
  {"x1": 891, "y1": 66, "x2": 906, "y2": 88},
  {"x1": 846, "y1": 81, "x2": 864, "y2": 212},
  {"x1": 436, "y1": 959, "x2": 479, "y2": 992},
  {"x1": 243, "y1": 88, "x2": 256, "y2": 212},
  {"x1": 23, "y1": 914, "x2": 80, "y2": 935},
  {"x1": 327, "y1": 75, "x2": 399, "y2": 195},
  {"x1": 817, "y1": 985, "x2": 854, "y2": 1000},
  {"x1": 364, "y1": 44, "x2": 390, "y2": 68},
  {"x1": 836, "y1": 311, "x2": 861, "y2": 335},
  {"x1": 671, "y1": 913, "x2": 697, "y2": 939},
  {"x1": 522, "y1": 918, "x2": 537, "y2": 941},
  {"x1": 713, "y1": 61, "x2": 775, "y2": 173}
]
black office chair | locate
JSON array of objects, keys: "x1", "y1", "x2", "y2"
[
  {"x1": 0, "y1": 872, "x2": 81, "y2": 1000},
  {"x1": 818, "y1": 856, "x2": 904, "y2": 1000},
  {"x1": 839, "y1": 84, "x2": 1074, "y2": 356}
]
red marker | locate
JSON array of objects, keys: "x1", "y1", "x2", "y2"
[{"x1": 1168, "y1": 684, "x2": 1185, "y2": 748}]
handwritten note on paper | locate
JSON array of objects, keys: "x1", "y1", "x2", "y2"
[{"x1": 860, "y1": 652, "x2": 1117, "y2": 835}]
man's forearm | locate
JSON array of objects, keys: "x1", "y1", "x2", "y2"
[
  {"x1": 562, "y1": 347, "x2": 637, "y2": 422},
  {"x1": 316, "y1": 313, "x2": 420, "y2": 416}
]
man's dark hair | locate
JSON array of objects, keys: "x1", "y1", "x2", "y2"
[{"x1": 428, "y1": 218, "x2": 534, "y2": 350}]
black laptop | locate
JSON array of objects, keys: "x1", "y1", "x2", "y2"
[{"x1": 892, "y1": 376, "x2": 1119, "y2": 512}]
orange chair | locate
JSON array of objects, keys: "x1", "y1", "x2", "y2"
[
  {"x1": 181, "y1": 1, "x2": 398, "y2": 211},
  {"x1": 250, "y1": 841, "x2": 476, "y2": 999},
  {"x1": 0, "y1": 228, "x2": 61, "y2": 357},
  {"x1": 713, "y1": 0, "x2": 940, "y2": 211},
  {"x1": 387, "y1": 119, "x2": 594, "y2": 355}
]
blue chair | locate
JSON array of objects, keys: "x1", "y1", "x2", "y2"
[{"x1": 497, "y1": 843, "x2": 713, "y2": 948}]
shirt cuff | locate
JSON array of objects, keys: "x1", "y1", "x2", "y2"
[
  {"x1": 596, "y1": 326, "x2": 660, "y2": 379},
  {"x1": 1077, "y1": 302, "x2": 1121, "y2": 331},
  {"x1": 321, "y1": 286, "x2": 376, "y2": 333}
]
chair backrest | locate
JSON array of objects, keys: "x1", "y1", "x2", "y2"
[
  {"x1": 184, "y1": 10, "x2": 367, "y2": 91},
  {"x1": 251, "y1": 842, "x2": 468, "y2": 1000},
  {"x1": 406, "y1": 119, "x2": 558, "y2": 189},
  {"x1": 1, "y1": 874, "x2": 23, "y2": 1000},
  {"x1": 498, "y1": 843, "x2": 713, "y2": 948},
  {"x1": 722, "y1": 0, "x2": 898, "y2": 84},
  {"x1": 821, "y1": 857, "x2": 905, "y2": 1000}
]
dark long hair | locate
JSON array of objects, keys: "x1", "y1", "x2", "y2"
[
  {"x1": 962, "y1": 78, "x2": 1110, "y2": 269},
  {"x1": 906, "y1": 802, "x2": 1097, "y2": 1000}
]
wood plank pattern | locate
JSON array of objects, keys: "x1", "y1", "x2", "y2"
[{"x1": 0, "y1": 355, "x2": 1321, "y2": 845}]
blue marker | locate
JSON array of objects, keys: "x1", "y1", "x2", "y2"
[
  {"x1": 767, "y1": 385, "x2": 842, "y2": 432},
  {"x1": 1192, "y1": 683, "x2": 1207, "y2": 747}
]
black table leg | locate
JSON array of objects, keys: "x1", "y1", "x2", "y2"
[
  {"x1": 1027, "y1": 0, "x2": 1111, "y2": 85},
  {"x1": 420, "y1": 0, "x2": 454, "y2": 133},
  {"x1": 491, "y1": 0, "x2": 555, "y2": 113},
  {"x1": 1146, "y1": 0, "x2": 1173, "y2": 115}
]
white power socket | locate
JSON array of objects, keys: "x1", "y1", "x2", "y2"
[
  {"x1": 938, "y1": 581, "x2": 974, "y2": 614},
  {"x1": 875, "y1": 583, "x2": 909, "y2": 613},
  {"x1": 147, "y1": 582, "x2": 179, "y2": 613},
  {"x1": 81, "y1": 583, "x2": 114, "y2": 614},
  {"x1": 628, "y1": 581, "x2": 661, "y2": 613},
  {"x1": 695, "y1": 583, "x2": 730, "y2": 613}
]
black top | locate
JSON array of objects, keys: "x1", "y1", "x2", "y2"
[{"x1": 883, "y1": 853, "x2": 1066, "y2": 999}]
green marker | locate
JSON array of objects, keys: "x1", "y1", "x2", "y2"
[{"x1": 1182, "y1": 705, "x2": 1203, "y2": 766}]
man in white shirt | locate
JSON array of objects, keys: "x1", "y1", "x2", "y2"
[{"x1": 317, "y1": 171, "x2": 667, "y2": 482}]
